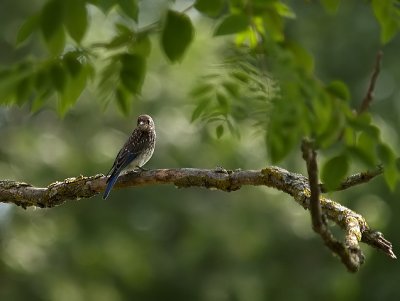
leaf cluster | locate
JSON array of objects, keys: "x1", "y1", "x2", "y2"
[{"x1": 1, "y1": 0, "x2": 400, "y2": 189}]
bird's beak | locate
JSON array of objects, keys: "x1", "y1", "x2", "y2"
[{"x1": 139, "y1": 121, "x2": 145, "y2": 126}]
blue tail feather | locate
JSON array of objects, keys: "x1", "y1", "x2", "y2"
[{"x1": 103, "y1": 171, "x2": 120, "y2": 200}]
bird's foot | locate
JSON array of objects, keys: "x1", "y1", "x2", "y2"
[
  {"x1": 214, "y1": 166, "x2": 228, "y2": 174},
  {"x1": 136, "y1": 166, "x2": 148, "y2": 172}
]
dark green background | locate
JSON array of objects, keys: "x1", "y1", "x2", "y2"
[{"x1": 0, "y1": 0, "x2": 399, "y2": 300}]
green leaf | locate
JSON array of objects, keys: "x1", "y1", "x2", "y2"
[
  {"x1": 41, "y1": 0, "x2": 65, "y2": 55},
  {"x1": 129, "y1": 34, "x2": 152, "y2": 57},
  {"x1": 107, "y1": 34, "x2": 131, "y2": 49},
  {"x1": 16, "y1": 14, "x2": 40, "y2": 46},
  {"x1": 216, "y1": 124, "x2": 224, "y2": 138},
  {"x1": 216, "y1": 91, "x2": 229, "y2": 114},
  {"x1": 326, "y1": 80, "x2": 350, "y2": 101},
  {"x1": 194, "y1": 0, "x2": 225, "y2": 18},
  {"x1": 191, "y1": 99, "x2": 211, "y2": 122},
  {"x1": 315, "y1": 106, "x2": 345, "y2": 149},
  {"x1": 226, "y1": 118, "x2": 240, "y2": 138},
  {"x1": 161, "y1": 10, "x2": 194, "y2": 62},
  {"x1": 58, "y1": 65, "x2": 88, "y2": 115},
  {"x1": 16, "y1": 77, "x2": 33, "y2": 105},
  {"x1": 50, "y1": 62, "x2": 67, "y2": 92},
  {"x1": 274, "y1": 2, "x2": 296, "y2": 19},
  {"x1": 321, "y1": 0, "x2": 341, "y2": 14},
  {"x1": 266, "y1": 133, "x2": 290, "y2": 163},
  {"x1": 377, "y1": 143, "x2": 398, "y2": 190},
  {"x1": 214, "y1": 14, "x2": 249, "y2": 36},
  {"x1": 346, "y1": 131, "x2": 378, "y2": 167},
  {"x1": 63, "y1": 52, "x2": 83, "y2": 76},
  {"x1": 222, "y1": 80, "x2": 240, "y2": 97},
  {"x1": 266, "y1": 95, "x2": 304, "y2": 163},
  {"x1": 377, "y1": 143, "x2": 396, "y2": 165},
  {"x1": 287, "y1": 42, "x2": 314, "y2": 74},
  {"x1": 119, "y1": 53, "x2": 146, "y2": 94},
  {"x1": 321, "y1": 153, "x2": 349, "y2": 190},
  {"x1": 31, "y1": 89, "x2": 52, "y2": 112},
  {"x1": 64, "y1": 0, "x2": 88, "y2": 43},
  {"x1": 0, "y1": 69, "x2": 21, "y2": 105},
  {"x1": 117, "y1": 0, "x2": 138, "y2": 21},
  {"x1": 116, "y1": 85, "x2": 131, "y2": 115},
  {"x1": 346, "y1": 113, "x2": 380, "y2": 139},
  {"x1": 89, "y1": 0, "x2": 116, "y2": 14},
  {"x1": 230, "y1": 70, "x2": 249, "y2": 84},
  {"x1": 371, "y1": 0, "x2": 400, "y2": 43},
  {"x1": 190, "y1": 83, "x2": 214, "y2": 98},
  {"x1": 358, "y1": 132, "x2": 378, "y2": 166},
  {"x1": 34, "y1": 68, "x2": 50, "y2": 92},
  {"x1": 383, "y1": 164, "x2": 399, "y2": 191}
]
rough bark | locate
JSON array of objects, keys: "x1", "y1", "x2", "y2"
[{"x1": 0, "y1": 166, "x2": 396, "y2": 272}]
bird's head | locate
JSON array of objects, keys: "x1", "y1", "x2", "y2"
[{"x1": 137, "y1": 114, "x2": 155, "y2": 131}]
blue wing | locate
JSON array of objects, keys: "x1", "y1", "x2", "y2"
[
  {"x1": 103, "y1": 129, "x2": 153, "y2": 199},
  {"x1": 103, "y1": 151, "x2": 135, "y2": 199}
]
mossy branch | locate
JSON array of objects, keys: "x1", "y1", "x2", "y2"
[{"x1": 0, "y1": 166, "x2": 396, "y2": 271}]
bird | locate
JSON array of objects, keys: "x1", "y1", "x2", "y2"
[{"x1": 103, "y1": 114, "x2": 156, "y2": 199}]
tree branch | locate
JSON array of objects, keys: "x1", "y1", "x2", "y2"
[
  {"x1": 358, "y1": 50, "x2": 383, "y2": 114},
  {"x1": 301, "y1": 139, "x2": 323, "y2": 230},
  {"x1": 0, "y1": 167, "x2": 396, "y2": 270},
  {"x1": 301, "y1": 139, "x2": 366, "y2": 272}
]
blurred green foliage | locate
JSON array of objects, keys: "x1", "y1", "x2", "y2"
[{"x1": 0, "y1": 0, "x2": 400, "y2": 300}]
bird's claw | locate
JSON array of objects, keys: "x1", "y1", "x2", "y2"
[{"x1": 214, "y1": 166, "x2": 228, "y2": 174}]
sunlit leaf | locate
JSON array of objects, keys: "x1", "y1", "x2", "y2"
[
  {"x1": 326, "y1": 80, "x2": 350, "y2": 101},
  {"x1": 161, "y1": 10, "x2": 194, "y2": 62},
  {"x1": 371, "y1": 0, "x2": 400, "y2": 43},
  {"x1": 274, "y1": 2, "x2": 296, "y2": 19}
]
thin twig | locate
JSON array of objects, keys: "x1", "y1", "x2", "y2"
[
  {"x1": 320, "y1": 165, "x2": 383, "y2": 193},
  {"x1": 358, "y1": 51, "x2": 383, "y2": 114}
]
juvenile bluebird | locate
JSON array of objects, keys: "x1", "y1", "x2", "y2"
[{"x1": 103, "y1": 114, "x2": 156, "y2": 199}]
